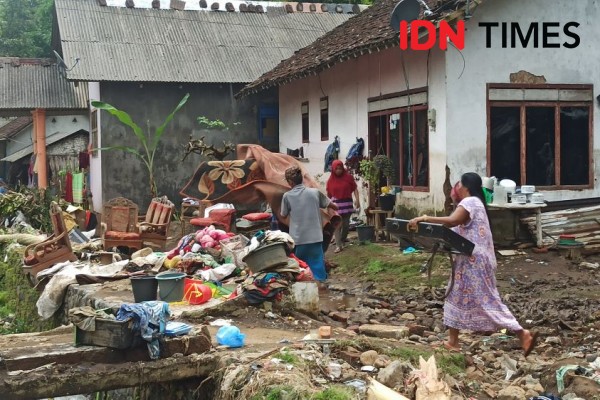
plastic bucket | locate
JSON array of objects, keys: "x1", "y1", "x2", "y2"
[
  {"x1": 183, "y1": 278, "x2": 212, "y2": 305},
  {"x1": 130, "y1": 276, "x2": 158, "y2": 303},
  {"x1": 156, "y1": 272, "x2": 186, "y2": 303},
  {"x1": 356, "y1": 225, "x2": 375, "y2": 244},
  {"x1": 378, "y1": 194, "x2": 395, "y2": 211}
]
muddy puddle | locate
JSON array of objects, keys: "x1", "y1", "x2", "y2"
[{"x1": 318, "y1": 287, "x2": 359, "y2": 311}]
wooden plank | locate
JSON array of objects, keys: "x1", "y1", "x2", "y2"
[
  {"x1": 0, "y1": 353, "x2": 220, "y2": 400},
  {"x1": 1, "y1": 328, "x2": 211, "y2": 372}
]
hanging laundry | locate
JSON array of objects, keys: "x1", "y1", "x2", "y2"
[
  {"x1": 65, "y1": 172, "x2": 73, "y2": 202},
  {"x1": 72, "y1": 172, "x2": 84, "y2": 204},
  {"x1": 79, "y1": 152, "x2": 90, "y2": 170},
  {"x1": 324, "y1": 136, "x2": 340, "y2": 172}
]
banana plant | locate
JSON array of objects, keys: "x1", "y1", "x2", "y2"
[{"x1": 91, "y1": 93, "x2": 190, "y2": 198}]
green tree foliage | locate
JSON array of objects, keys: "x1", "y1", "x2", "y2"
[{"x1": 0, "y1": 0, "x2": 54, "y2": 57}]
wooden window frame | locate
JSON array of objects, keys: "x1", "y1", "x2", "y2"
[
  {"x1": 320, "y1": 97, "x2": 329, "y2": 141},
  {"x1": 486, "y1": 83, "x2": 593, "y2": 189},
  {"x1": 368, "y1": 104, "x2": 429, "y2": 191},
  {"x1": 301, "y1": 101, "x2": 309, "y2": 143}
]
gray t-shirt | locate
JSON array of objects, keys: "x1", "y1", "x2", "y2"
[{"x1": 281, "y1": 184, "x2": 330, "y2": 245}]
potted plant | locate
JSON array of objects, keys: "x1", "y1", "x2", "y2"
[{"x1": 373, "y1": 155, "x2": 396, "y2": 211}]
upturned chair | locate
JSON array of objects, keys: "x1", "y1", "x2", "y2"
[
  {"x1": 139, "y1": 196, "x2": 174, "y2": 250},
  {"x1": 23, "y1": 202, "x2": 78, "y2": 287},
  {"x1": 101, "y1": 197, "x2": 143, "y2": 251}
]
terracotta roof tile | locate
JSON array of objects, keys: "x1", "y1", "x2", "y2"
[
  {"x1": 0, "y1": 116, "x2": 33, "y2": 140},
  {"x1": 239, "y1": 0, "x2": 482, "y2": 96}
]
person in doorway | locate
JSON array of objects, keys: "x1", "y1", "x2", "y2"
[
  {"x1": 281, "y1": 166, "x2": 338, "y2": 282},
  {"x1": 409, "y1": 172, "x2": 539, "y2": 356},
  {"x1": 326, "y1": 160, "x2": 360, "y2": 253}
]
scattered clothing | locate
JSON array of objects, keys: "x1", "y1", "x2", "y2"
[{"x1": 116, "y1": 301, "x2": 170, "y2": 360}]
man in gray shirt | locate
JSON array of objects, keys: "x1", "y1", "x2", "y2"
[{"x1": 281, "y1": 166, "x2": 338, "y2": 282}]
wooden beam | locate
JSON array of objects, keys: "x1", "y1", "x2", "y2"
[{"x1": 1, "y1": 353, "x2": 220, "y2": 400}]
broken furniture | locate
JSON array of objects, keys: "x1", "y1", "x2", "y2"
[
  {"x1": 368, "y1": 208, "x2": 394, "y2": 242},
  {"x1": 139, "y1": 196, "x2": 175, "y2": 250},
  {"x1": 180, "y1": 201, "x2": 207, "y2": 236},
  {"x1": 488, "y1": 202, "x2": 547, "y2": 248},
  {"x1": 101, "y1": 197, "x2": 143, "y2": 252},
  {"x1": 22, "y1": 202, "x2": 78, "y2": 286},
  {"x1": 235, "y1": 212, "x2": 272, "y2": 237},
  {"x1": 190, "y1": 208, "x2": 236, "y2": 232}
]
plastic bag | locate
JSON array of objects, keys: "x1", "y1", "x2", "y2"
[{"x1": 216, "y1": 325, "x2": 246, "y2": 348}]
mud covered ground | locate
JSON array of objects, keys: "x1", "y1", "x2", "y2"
[{"x1": 212, "y1": 234, "x2": 600, "y2": 399}]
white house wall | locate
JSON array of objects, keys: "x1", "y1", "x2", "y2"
[
  {"x1": 279, "y1": 45, "x2": 448, "y2": 211},
  {"x1": 446, "y1": 0, "x2": 599, "y2": 201},
  {"x1": 6, "y1": 115, "x2": 89, "y2": 156}
]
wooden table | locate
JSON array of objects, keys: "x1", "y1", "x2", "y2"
[
  {"x1": 368, "y1": 208, "x2": 395, "y2": 242},
  {"x1": 488, "y1": 202, "x2": 547, "y2": 247}
]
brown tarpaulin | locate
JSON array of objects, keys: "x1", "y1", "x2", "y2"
[{"x1": 179, "y1": 144, "x2": 340, "y2": 239}]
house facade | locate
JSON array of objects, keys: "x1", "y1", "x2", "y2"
[
  {"x1": 0, "y1": 57, "x2": 89, "y2": 200},
  {"x1": 242, "y1": 0, "x2": 599, "y2": 214},
  {"x1": 53, "y1": 0, "x2": 362, "y2": 211}
]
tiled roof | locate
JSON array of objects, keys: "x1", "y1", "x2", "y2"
[
  {"x1": 0, "y1": 58, "x2": 89, "y2": 110},
  {"x1": 0, "y1": 116, "x2": 32, "y2": 140},
  {"x1": 54, "y1": 0, "x2": 366, "y2": 83},
  {"x1": 239, "y1": 0, "x2": 483, "y2": 96}
]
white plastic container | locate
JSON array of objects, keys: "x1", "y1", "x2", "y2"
[
  {"x1": 499, "y1": 179, "x2": 517, "y2": 194},
  {"x1": 291, "y1": 282, "x2": 319, "y2": 314},
  {"x1": 531, "y1": 193, "x2": 544, "y2": 203},
  {"x1": 493, "y1": 184, "x2": 507, "y2": 205},
  {"x1": 511, "y1": 194, "x2": 527, "y2": 204},
  {"x1": 521, "y1": 185, "x2": 535, "y2": 194}
]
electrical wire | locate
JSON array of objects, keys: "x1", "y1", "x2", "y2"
[
  {"x1": 400, "y1": 51, "x2": 413, "y2": 182},
  {"x1": 448, "y1": 41, "x2": 466, "y2": 79}
]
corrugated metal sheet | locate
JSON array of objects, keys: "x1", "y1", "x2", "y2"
[
  {"x1": 0, "y1": 59, "x2": 88, "y2": 110},
  {"x1": 522, "y1": 204, "x2": 600, "y2": 251},
  {"x1": 55, "y1": 0, "x2": 352, "y2": 83}
]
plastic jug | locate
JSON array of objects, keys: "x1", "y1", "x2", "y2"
[{"x1": 493, "y1": 184, "x2": 507, "y2": 205}]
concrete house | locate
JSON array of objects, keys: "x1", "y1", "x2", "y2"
[
  {"x1": 241, "y1": 0, "x2": 598, "y2": 215},
  {"x1": 53, "y1": 0, "x2": 363, "y2": 211},
  {"x1": 0, "y1": 58, "x2": 89, "y2": 196}
]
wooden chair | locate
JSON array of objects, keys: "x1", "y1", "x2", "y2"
[
  {"x1": 101, "y1": 197, "x2": 143, "y2": 252},
  {"x1": 23, "y1": 202, "x2": 78, "y2": 286},
  {"x1": 139, "y1": 196, "x2": 174, "y2": 250}
]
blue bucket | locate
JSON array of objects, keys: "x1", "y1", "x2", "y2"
[{"x1": 155, "y1": 272, "x2": 186, "y2": 303}]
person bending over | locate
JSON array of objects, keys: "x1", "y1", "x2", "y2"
[{"x1": 281, "y1": 166, "x2": 338, "y2": 282}]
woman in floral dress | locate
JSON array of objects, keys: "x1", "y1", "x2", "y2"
[{"x1": 409, "y1": 172, "x2": 538, "y2": 355}]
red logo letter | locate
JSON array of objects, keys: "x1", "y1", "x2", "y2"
[
  {"x1": 410, "y1": 20, "x2": 437, "y2": 50},
  {"x1": 399, "y1": 20, "x2": 410, "y2": 50},
  {"x1": 439, "y1": 20, "x2": 465, "y2": 50}
]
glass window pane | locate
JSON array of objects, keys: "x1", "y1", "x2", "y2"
[
  {"x1": 490, "y1": 107, "x2": 521, "y2": 184},
  {"x1": 415, "y1": 109, "x2": 428, "y2": 187},
  {"x1": 320, "y1": 109, "x2": 329, "y2": 141},
  {"x1": 368, "y1": 115, "x2": 386, "y2": 158},
  {"x1": 526, "y1": 107, "x2": 555, "y2": 186},
  {"x1": 560, "y1": 107, "x2": 589, "y2": 185}
]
